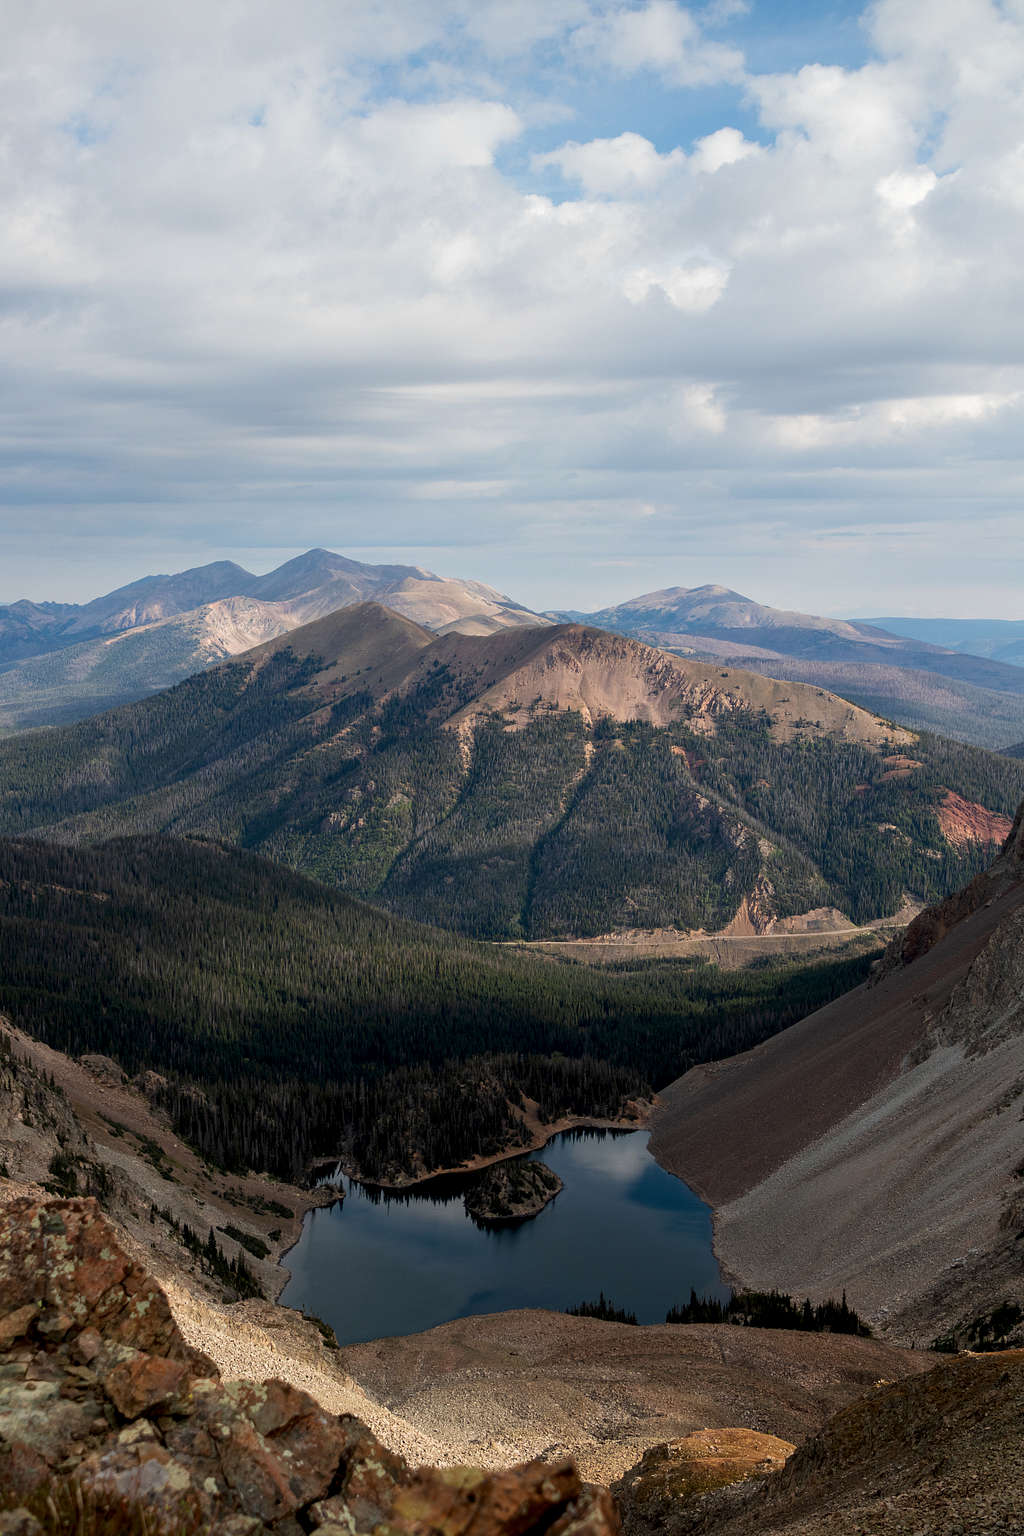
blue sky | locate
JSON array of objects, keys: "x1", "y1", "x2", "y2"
[{"x1": 1, "y1": 0, "x2": 1023, "y2": 617}]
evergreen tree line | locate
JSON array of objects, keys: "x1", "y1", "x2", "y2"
[
  {"x1": 665, "y1": 1287, "x2": 871, "y2": 1335},
  {"x1": 150, "y1": 1203, "x2": 261, "y2": 1298},
  {"x1": 566, "y1": 1292, "x2": 638, "y2": 1325},
  {"x1": 0, "y1": 835, "x2": 874, "y2": 1181}
]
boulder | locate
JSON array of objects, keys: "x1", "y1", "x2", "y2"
[{"x1": 613, "y1": 1429, "x2": 793, "y2": 1536}]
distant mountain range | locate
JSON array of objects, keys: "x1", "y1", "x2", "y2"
[
  {"x1": 558, "y1": 585, "x2": 1024, "y2": 749},
  {"x1": 3, "y1": 557, "x2": 1024, "y2": 749},
  {"x1": 0, "y1": 550, "x2": 549, "y2": 732},
  {"x1": 2, "y1": 601, "x2": 1021, "y2": 941}
]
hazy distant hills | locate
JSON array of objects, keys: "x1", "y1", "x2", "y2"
[
  {"x1": 2, "y1": 601, "x2": 1021, "y2": 941},
  {"x1": 869, "y1": 616, "x2": 1024, "y2": 666},
  {"x1": 560, "y1": 585, "x2": 1024, "y2": 748},
  {"x1": 0, "y1": 549, "x2": 549, "y2": 732}
]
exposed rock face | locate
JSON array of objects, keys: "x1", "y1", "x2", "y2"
[
  {"x1": 887, "y1": 795, "x2": 1024, "y2": 969},
  {"x1": 0, "y1": 1198, "x2": 619, "y2": 1536},
  {"x1": 613, "y1": 1429, "x2": 793, "y2": 1536},
  {"x1": 464, "y1": 1160, "x2": 563, "y2": 1224},
  {"x1": 936, "y1": 788, "x2": 1013, "y2": 849}
]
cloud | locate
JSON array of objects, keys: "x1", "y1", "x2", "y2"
[
  {"x1": 622, "y1": 263, "x2": 729, "y2": 313},
  {"x1": 1, "y1": 0, "x2": 1024, "y2": 617},
  {"x1": 570, "y1": 0, "x2": 745, "y2": 85},
  {"x1": 534, "y1": 132, "x2": 686, "y2": 195}
]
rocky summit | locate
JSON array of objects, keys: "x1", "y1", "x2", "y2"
[{"x1": 0, "y1": 1197, "x2": 618, "y2": 1536}]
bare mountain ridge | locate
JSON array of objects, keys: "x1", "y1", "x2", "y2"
[
  {"x1": 0, "y1": 548, "x2": 546, "y2": 658},
  {"x1": 0, "y1": 550, "x2": 549, "y2": 732},
  {"x1": 564, "y1": 584, "x2": 1024, "y2": 748},
  {"x1": 572, "y1": 584, "x2": 904, "y2": 643},
  {"x1": 6, "y1": 559, "x2": 1024, "y2": 746},
  {"x1": 245, "y1": 604, "x2": 912, "y2": 748},
  {"x1": 571, "y1": 582, "x2": 1024, "y2": 679},
  {"x1": 649, "y1": 800, "x2": 1024, "y2": 1344}
]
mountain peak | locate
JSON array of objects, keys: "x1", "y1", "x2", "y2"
[{"x1": 417, "y1": 619, "x2": 911, "y2": 747}]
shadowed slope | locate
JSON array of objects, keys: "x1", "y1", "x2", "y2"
[{"x1": 650, "y1": 805, "x2": 1024, "y2": 1338}]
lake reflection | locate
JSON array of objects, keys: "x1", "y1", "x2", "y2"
[{"x1": 280, "y1": 1130, "x2": 728, "y2": 1345}]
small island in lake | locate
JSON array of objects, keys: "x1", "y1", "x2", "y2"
[{"x1": 464, "y1": 1159, "x2": 563, "y2": 1224}]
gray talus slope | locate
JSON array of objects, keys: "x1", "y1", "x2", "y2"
[{"x1": 649, "y1": 804, "x2": 1024, "y2": 1342}]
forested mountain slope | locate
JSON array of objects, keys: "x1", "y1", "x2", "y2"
[
  {"x1": 649, "y1": 801, "x2": 1024, "y2": 1345},
  {"x1": 2, "y1": 605, "x2": 1022, "y2": 940},
  {"x1": 0, "y1": 835, "x2": 870, "y2": 1183},
  {"x1": 564, "y1": 585, "x2": 1024, "y2": 747}
]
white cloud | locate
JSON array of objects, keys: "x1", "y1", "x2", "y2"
[
  {"x1": 623, "y1": 263, "x2": 729, "y2": 312},
  {"x1": 571, "y1": 0, "x2": 745, "y2": 85},
  {"x1": 2, "y1": 0, "x2": 1024, "y2": 616},
  {"x1": 534, "y1": 132, "x2": 685, "y2": 194},
  {"x1": 690, "y1": 126, "x2": 760, "y2": 174}
]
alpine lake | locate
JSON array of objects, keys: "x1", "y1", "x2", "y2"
[{"x1": 280, "y1": 1129, "x2": 729, "y2": 1346}]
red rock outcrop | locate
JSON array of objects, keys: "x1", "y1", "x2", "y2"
[
  {"x1": 890, "y1": 796, "x2": 1024, "y2": 968},
  {"x1": 936, "y1": 788, "x2": 1013, "y2": 849},
  {"x1": 0, "y1": 1197, "x2": 619, "y2": 1536}
]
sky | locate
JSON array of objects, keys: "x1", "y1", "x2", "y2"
[{"x1": 2, "y1": 0, "x2": 1024, "y2": 617}]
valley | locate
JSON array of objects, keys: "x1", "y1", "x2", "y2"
[
  {"x1": 1, "y1": 584, "x2": 1023, "y2": 1535},
  {"x1": 0, "y1": 834, "x2": 871, "y2": 1185},
  {"x1": 5, "y1": 0, "x2": 1024, "y2": 1520}
]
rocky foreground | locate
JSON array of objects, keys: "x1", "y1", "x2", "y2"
[
  {"x1": 0, "y1": 1197, "x2": 617, "y2": 1536},
  {"x1": 2, "y1": 1197, "x2": 1023, "y2": 1536}
]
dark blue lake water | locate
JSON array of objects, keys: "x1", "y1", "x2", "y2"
[{"x1": 280, "y1": 1130, "x2": 728, "y2": 1345}]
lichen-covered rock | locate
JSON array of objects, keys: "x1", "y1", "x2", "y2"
[
  {"x1": 613, "y1": 1429, "x2": 793, "y2": 1536},
  {"x1": 0, "y1": 1196, "x2": 210, "y2": 1363},
  {"x1": 0, "y1": 1197, "x2": 620, "y2": 1536}
]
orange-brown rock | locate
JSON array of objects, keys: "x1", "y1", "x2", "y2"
[
  {"x1": 103, "y1": 1352, "x2": 193, "y2": 1419},
  {"x1": 936, "y1": 788, "x2": 1013, "y2": 849},
  {"x1": 0, "y1": 1196, "x2": 207, "y2": 1364},
  {"x1": 613, "y1": 1429, "x2": 793, "y2": 1536},
  {"x1": 0, "y1": 1197, "x2": 620, "y2": 1536}
]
